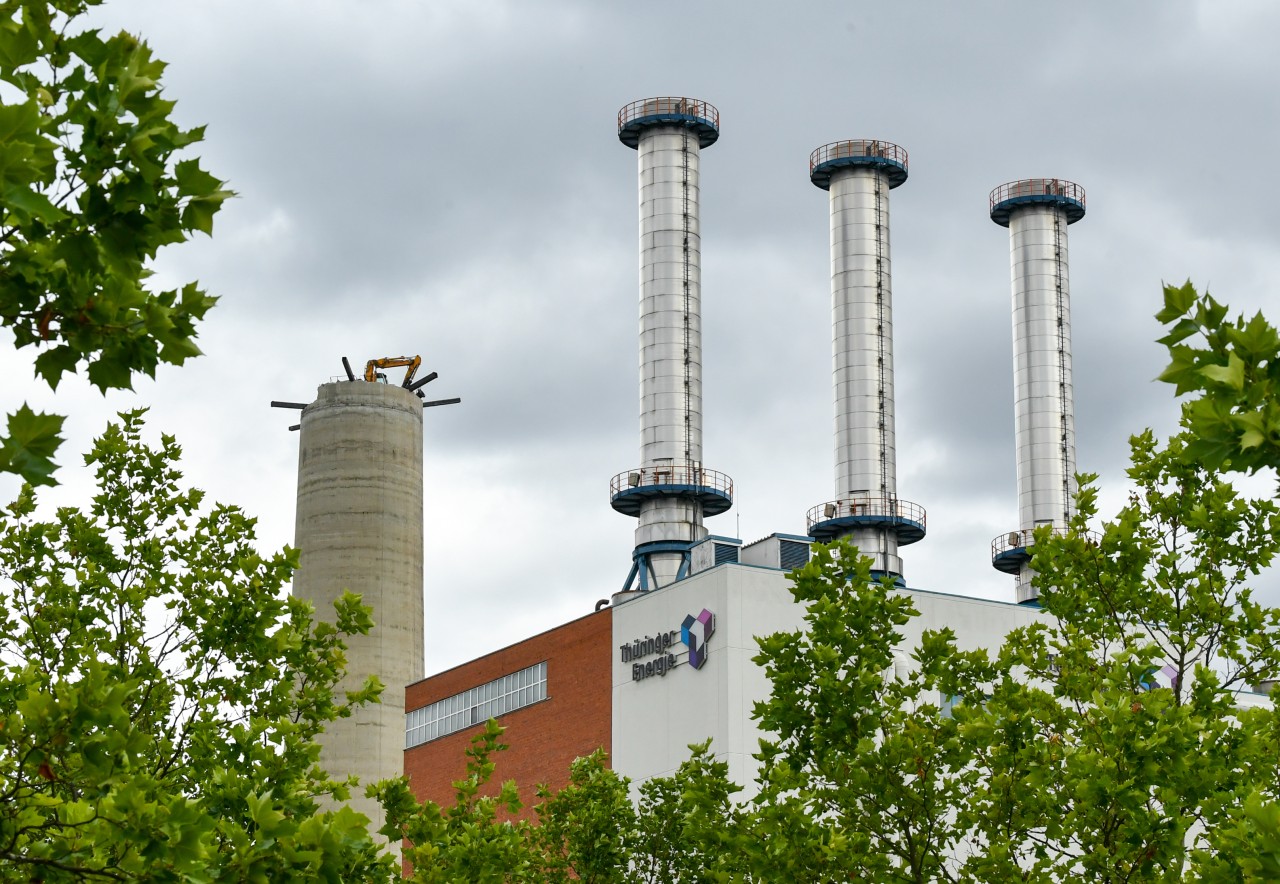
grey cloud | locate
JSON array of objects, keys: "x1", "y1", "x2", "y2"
[{"x1": 9, "y1": 0, "x2": 1272, "y2": 673}]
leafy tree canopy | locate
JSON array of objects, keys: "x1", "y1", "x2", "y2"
[
  {"x1": 1158, "y1": 280, "x2": 1280, "y2": 474},
  {"x1": 698, "y1": 427, "x2": 1280, "y2": 881},
  {"x1": 0, "y1": 0, "x2": 228, "y2": 486},
  {"x1": 373, "y1": 722, "x2": 738, "y2": 884},
  {"x1": 0, "y1": 411, "x2": 393, "y2": 881}
]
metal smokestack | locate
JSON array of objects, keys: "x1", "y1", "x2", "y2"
[
  {"x1": 805, "y1": 140, "x2": 926, "y2": 580},
  {"x1": 610, "y1": 97, "x2": 733, "y2": 594},
  {"x1": 988, "y1": 178, "x2": 1086, "y2": 603}
]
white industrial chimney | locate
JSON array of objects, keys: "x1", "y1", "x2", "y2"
[
  {"x1": 803, "y1": 141, "x2": 926, "y2": 581},
  {"x1": 988, "y1": 178, "x2": 1086, "y2": 603},
  {"x1": 610, "y1": 97, "x2": 733, "y2": 594}
]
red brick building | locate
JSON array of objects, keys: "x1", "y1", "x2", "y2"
[{"x1": 403, "y1": 608, "x2": 612, "y2": 817}]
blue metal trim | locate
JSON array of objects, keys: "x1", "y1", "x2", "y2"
[
  {"x1": 811, "y1": 156, "x2": 908, "y2": 190},
  {"x1": 618, "y1": 114, "x2": 719, "y2": 149},
  {"x1": 610, "y1": 483, "x2": 733, "y2": 517},
  {"x1": 991, "y1": 546, "x2": 1032, "y2": 575},
  {"x1": 990, "y1": 194, "x2": 1085, "y2": 227},
  {"x1": 634, "y1": 540, "x2": 696, "y2": 554},
  {"x1": 870, "y1": 570, "x2": 907, "y2": 588},
  {"x1": 807, "y1": 514, "x2": 926, "y2": 545},
  {"x1": 620, "y1": 540, "x2": 697, "y2": 593}
]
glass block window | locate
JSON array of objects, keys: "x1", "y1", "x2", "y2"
[{"x1": 405, "y1": 661, "x2": 547, "y2": 748}]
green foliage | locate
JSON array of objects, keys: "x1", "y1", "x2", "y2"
[
  {"x1": 0, "y1": 411, "x2": 393, "y2": 881},
  {"x1": 745, "y1": 541, "x2": 998, "y2": 882},
  {"x1": 0, "y1": 0, "x2": 228, "y2": 485},
  {"x1": 616, "y1": 743, "x2": 740, "y2": 884},
  {"x1": 376, "y1": 720, "x2": 540, "y2": 883},
  {"x1": 0, "y1": 402, "x2": 63, "y2": 485},
  {"x1": 731, "y1": 421, "x2": 1280, "y2": 881},
  {"x1": 1157, "y1": 280, "x2": 1280, "y2": 473},
  {"x1": 1034, "y1": 431, "x2": 1280, "y2": 701},
  {"x1": 1198, "y1": 791, "x2": 1280, "y2": 882},
  {"x1": 377, "y1": 725, "x2": 741, "y2": 884},
  {"x1": 533, "y1": 749, "x2": 632, "y2": 884},
  {"x1": 965, "y1": 431, "x2": 1280, "y2": 879}
]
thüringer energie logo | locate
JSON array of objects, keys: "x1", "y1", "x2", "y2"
[
  {"x1": 681, "y1": 608, "x2": 715, "y2": 669},
  {"x1": 620, "y1": 608, "x2": 717, "y2": 682}
]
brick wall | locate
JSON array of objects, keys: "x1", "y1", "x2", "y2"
[{"x1": 403, "y1": 607, "x2": 612, "y2": 819}]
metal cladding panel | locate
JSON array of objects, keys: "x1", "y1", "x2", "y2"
[
  {"x1": 778, "y1": 540, "x2": 810, "y2": 571},
  {"x1": 1008, "y1": 203, "x2": 1078, "y2": 547},
  {"x1": 633, "y1": 123, "x2": 710, "y2": 585},
  {"x1": 690, "y1": 538, "x2": 717, "y2": 574},
  {"x1": 847, "y1": 526, "x2": 902, "y2": 576},
  {"x1": 638, "y1": 126, "x2": 703, "y2": 469},
  {"x1": 715, "y1": 542, "x2": 740, "y2": 565},
  {"x1": 636, "y1": 497, "x2": 708, "y2": 586},
  {"x1": 292, "y1": 380, "x2": 424, "y2": 838},
  {"x1": 829, "y1": 166, "x2": 896, "y2": 500}
]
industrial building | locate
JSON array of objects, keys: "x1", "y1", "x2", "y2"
[{"x1": 285, "y1": 97, "x2": 1097, "y2": 813}]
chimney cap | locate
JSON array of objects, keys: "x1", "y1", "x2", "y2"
[
  {"x1": 810, "y1": 139, "x2": 908, "y2": 190},
  {"x1": 990, "y1": 178, "x2": 1086, "y2": 226},
  {"x1": 618, "y1": 97, "x2": 719, "y2": 149}
]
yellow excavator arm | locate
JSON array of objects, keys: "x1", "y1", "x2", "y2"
[{"x1": 364, "y1": 355, "x2": 422, "y2": 385}]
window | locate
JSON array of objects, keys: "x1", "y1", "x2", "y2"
[{"x1": 405, "y1": 661, "x2": 548, "y2": 748}]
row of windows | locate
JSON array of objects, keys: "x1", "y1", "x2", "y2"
[{"x1": 405, "y1": 661, "x2": 547, "y2": 748}]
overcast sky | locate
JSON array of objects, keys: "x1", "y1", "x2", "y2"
[{"x1": 3, "y1": 0, "x2": 1279, "y2": 674}]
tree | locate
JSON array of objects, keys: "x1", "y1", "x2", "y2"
[
  {"x1": 0, "y1": 0, "x2": 228, "y2": 486},
  {"x1": 964, "y1": 431, "x2": 1280, "y2": 880},
  {"x1": 1156, "y1": 281, "x2": 1280, "y2": 878},
  {"x1": 373, "y1": 724, "x2": 739, "y2": 883},
  {"x1": 1157, "y1": 280, "x2": 1280, "y2": 475},
  {"x1": 374, "y1": 721, "x2": 542, "y2": 884},
  {"x1": 731, "y1": 429, "x2": 1280, "y2": 880},
  {"x1": 744, "y1": 540, "x2": 995, "y2": 882},
  {"x1": 0, "y1": 411, "x2": 394, "y2": 881}
]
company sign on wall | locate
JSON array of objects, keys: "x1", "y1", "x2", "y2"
[{"x1": 619, "y1": 608, "x2": 716, "y2": 682}]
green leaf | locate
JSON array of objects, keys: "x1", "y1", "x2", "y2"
[
  {"x1": 174, "y1": 158, "x2": 222, "y2": 197},
  {"x1": 0, "y1": 18, "x2": 40, "y2": 69},
  {"x1": 33, "y1": 344, "x2": 81, "y2": 389},
  {"x1": 1155, "y1": 280, "x2": 1198, "y2": 324},
  {"x1": 181, "y1": 191, "x2": 231, "y2": 236},
  {"x1": 0, "y1": 99, "x2": 56, "y2": 187},
  {"x1": 1199, "y1": 352, "x2": 1245, "y2": 391},
  {"x1": 1, "y1": 183, "x2": 67, "y2": 223},
  {"x1": 86, "y1": 355, "x2": 138, "y2": 391},
  {"x1": 1156, "y1": 317, "x2": 1201, "y2": 347},
  {"x1": 1235, "y1": 310, "x2": 1280, "y2": 360},
  {"x1": 1234, "y1": 412, "x2": 1269, "y2": 452},
  {"x1": 0, "y1": 403, "x2": 65, "y2": 485},
  {"x1": 181, "y1": 197, "x2": 217, "y2": 236}
]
